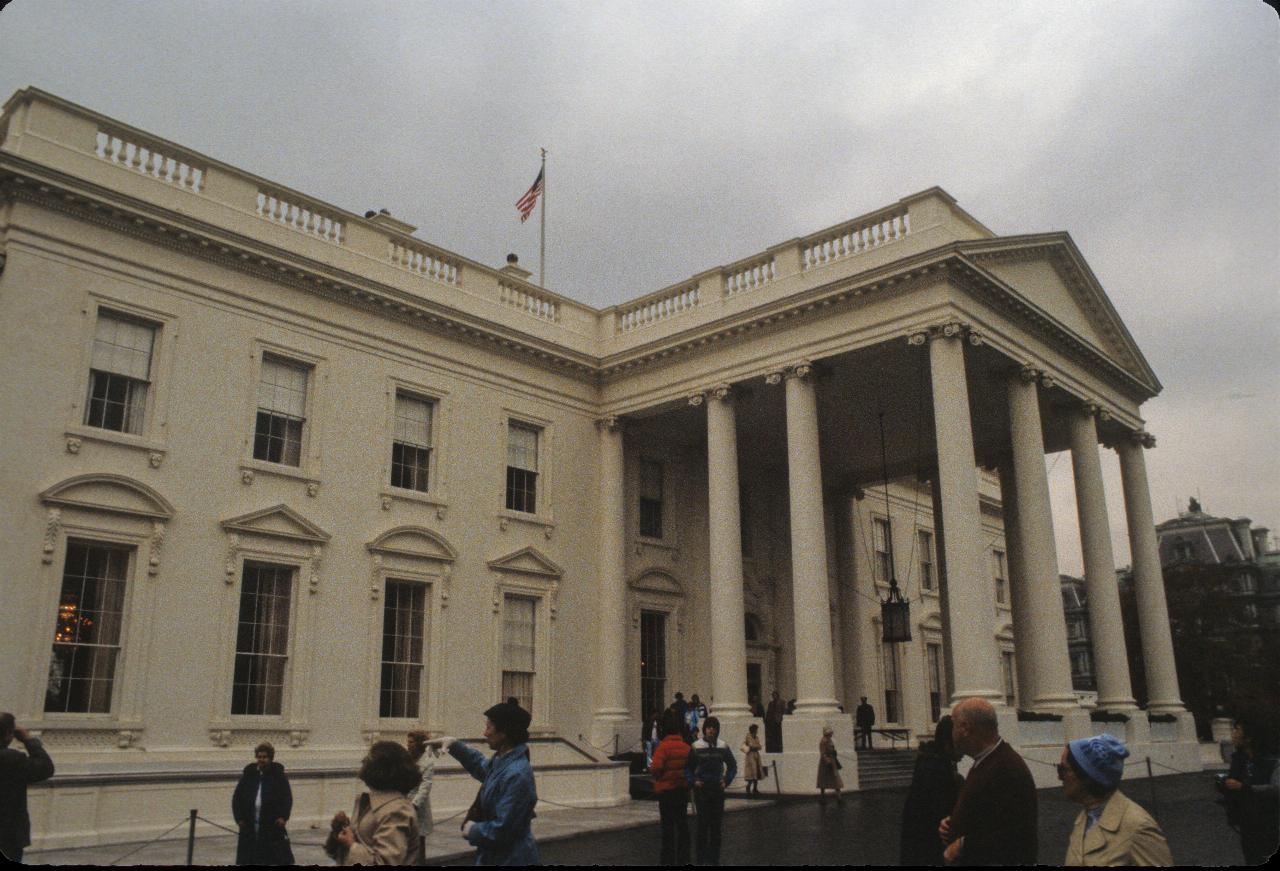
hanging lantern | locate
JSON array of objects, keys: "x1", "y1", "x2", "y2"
[{"x1": 881, "y1": 580, "x2": 912, "y2": 643}]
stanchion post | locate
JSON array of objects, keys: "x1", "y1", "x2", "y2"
[
  {"x1": 772, "y1": 760, "x2": 782, "y2": 796},
  {"x1": 186, "y1": 808, "x2": 197, "y2": 866},
  {"x1": 1145, "y1": 757, "x2": 1157, "y2": 815}
]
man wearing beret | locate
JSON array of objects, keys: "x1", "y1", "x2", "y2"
[{"x1": 1059, "y1": 733, "x2": 1173, "y2": 866}]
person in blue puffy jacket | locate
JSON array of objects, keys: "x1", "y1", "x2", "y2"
[{"x1": 430, "y1": 700, "x2": 539, "y2": 866}]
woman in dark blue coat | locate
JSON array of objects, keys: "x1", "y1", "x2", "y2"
[
  {"x1": 232, "y1": 741, "x2": 294, "y2": 865},
  {"x1": 899, "y1": 715, "x2": 963, "y2": 866}
]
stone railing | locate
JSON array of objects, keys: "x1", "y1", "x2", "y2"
[
  {"x1": 94, "y1": 127, "x2": 206, "y2": 193},
  {"x1": 498, "y1": 278, "x2": 560, "y2": 323},
  {"x1": 801, "y1": 203, "x2": 909, "y2": 271},
  {"x1": 616, "y1": 280, "x2": 701, "y2": 332},
  {"x1": 722, "y1": 252, "x2": 776, "y2": 298},
  {"x1": 256, "y1": 189, "x2": 345, "y2": 244},
  {"x1": 389, "y1": 238, "x2": 461, "y2": 286}
]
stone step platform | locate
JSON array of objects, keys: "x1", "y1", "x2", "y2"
[{"x1": 854, "y1": 748, "x2": 917, "y2": 790}]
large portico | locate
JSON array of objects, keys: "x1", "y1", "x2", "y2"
[{"x1": 588, "y1": 196, "x2": 1197, "y2": 788}]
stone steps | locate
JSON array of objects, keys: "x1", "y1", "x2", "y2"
[{"x1": 855, "y1": 749, "x2": 917, "y2": 790}]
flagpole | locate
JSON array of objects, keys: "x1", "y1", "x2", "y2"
[{"x1": 539, "y1": 148, "x2": 547, "y2": 287}]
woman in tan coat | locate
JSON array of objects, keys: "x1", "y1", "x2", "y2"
[
  {"x1": 326, "y1": 740, "x2": 424, "y2": 866},
  {"x1": 741, "y1": 724, "x2": 764, "y2": 796},
  {"x1": 817, "y1": 725, "x2": 844, "y2": 802}
]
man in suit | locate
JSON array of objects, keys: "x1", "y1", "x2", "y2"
[
  {"x1": 0, "y1": 713, "x2": 55, "y2": 863},
  {"x1": 938, "y1": 697, "x2": 1037, "y2": 865},
  {"x1": 855, "y1": 697, "x2": 876, "y2": 750}
]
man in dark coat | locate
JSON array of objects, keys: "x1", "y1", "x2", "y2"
[
  {"x1": 855, "y1": 697, "x2": 876, "y2": 749},
  {"x1": 0, "y1": 713, "x2": 55, "y2": 863},
  {"x1": 899, "y1": 714, "x2": 962, "y2": 865},
  {"x1": 232, "y1": 741, "x2": 294, "y2": 865},
  {"x1": 939, "y1": 698, "x2": 1037, "y2": 866}
]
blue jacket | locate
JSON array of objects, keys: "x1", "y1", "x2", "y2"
[
  {"x1": 450, "y1": 742, "x2": 539, "y2": 866},
  {"x1": 686, "y1": 737, "x2": 736, "y2": 789}
]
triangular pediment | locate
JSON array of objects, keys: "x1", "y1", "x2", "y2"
[
  {"x1": 41, "y1": 473, "x2": 174, "y2": 519},
  {"x1": 957, "y1": 235, "x2": 1160, "y2": 394},
  {"x1": 221, "y1": 504, "x2": 330, "y2": 543},
  {"x1": 487, "y1": 546, "x2": 563, "y2": 579},
  {"x1": 366, "y1": 526, "x2": 457, "y2": 562}
]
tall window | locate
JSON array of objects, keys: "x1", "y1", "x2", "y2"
[
  {"x1": 873, "y1": 518, "x2": 893, "y2": 583},
  {"x1": 926, "y1": 642, "x2": 945, "y2": 723},
  {"x1": 993, "y1": 549, "x2": 1007, "y2": 605},
  {"x1": 502, "y1": 595, "x2": 536, "y2": 713},
  {"x1": 1001, "y1": 651, "x2": 1017, "y2": 708},
  {"x1": 380, "y1": 580, "x2": 427, "y2": 718},
  {"x1": 46, "y1": 541, "x2": 130, "y2": 713},
  {"x1": 85, "y1": 311, "x2": 155, "y2": 435},
  {"x1": 640, "y1": 611, "x2": 667, "y2": 721},
  {"x1": 232, "y1": 562, "x2": 293, "y2": 716},
  {"x1": 918, "y1": 530, "x2": 935, "y2": 591},
  {"x1": 505, "y1": 422, "x2": 539, "y2": 514},
  {"x1": 254, "y1": 356, "x2": 309, "y2": 466},
  {"x1": 639, "y1": 459, "x2": 664, "y2": 538},
  {"x1": 882, "y1": 641, "x2": 901, "y2": 723},
  {"x1": 391, "y1": 393, "x2": 434, "y2": 492}
]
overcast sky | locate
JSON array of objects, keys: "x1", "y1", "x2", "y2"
[{"x1": 1, "y1": 0, "x2": 1276, "y2": 576}]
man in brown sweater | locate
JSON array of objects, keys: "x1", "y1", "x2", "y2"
[{"x1": 938, "y1": 698, "x2": 1037, "y2": 865}]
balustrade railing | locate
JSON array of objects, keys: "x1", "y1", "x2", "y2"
[
  {"x1": 802, "y1": 205, "x2": 909, "y2": 270},
  {"x1": 616, "y1": 281, "x2": 700, "y2": 332},
  {"x1": 95, "y1": 128, "x2": 206, "y2": 193},
  {"x1": 389, "y1": 239, "x2": 460, "y2": 286},
  {"x1": 256, "y1": 189, "x2": 344, "y2": 244},
  {"x1": 499, "y1": 279, "x2": 560, "y2": 323},
  {"x1": 723, "y1": 253, "x2": 776, "y2": 298}
]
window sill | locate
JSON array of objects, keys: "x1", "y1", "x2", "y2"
[
  {"x1": 497, "y1": 510, "x2": 556, "y2": 538},
  {"x1": 380, "y1": 486, "x2": 449, "y2": 517},
  {"x1": 65, "y1": 426, "x2": 167, "y2": 466},
  {"x1": 239, "y1": 460, "x2": 321, "y2": 495}
]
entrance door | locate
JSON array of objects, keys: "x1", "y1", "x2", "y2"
[{"x1": 746, "y1": 662, "x2": 762, "y2": 710}]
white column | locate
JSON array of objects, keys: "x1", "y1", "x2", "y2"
[
  {"x1": 924, "y1": 326, "x2": 1004, "y2": 703},
  {"x1": 700, "y1": 386, "x2": 752, "y2": 718},
  {"x1": 834, "y1": 495, "x2": 866, "y2": 709},
  {"x1": 1068, "y1": 406, "x2": 1137, "y2": 711},
  {"x1": 590, "y1": 416, "x2": 633, "y2": 746},
  {"x1": 777, "y1": 363, "x2": 841, "y2": 714},
  {"x1": 1006, "y1": 368, "x2": 1078, "y2": 710},
  {"x1": 997, "y1": 456, "x2": 1038, "y2": 708},
  {"x1": 1116, "y1": 432, "x2": 1186, "y2": 713}
]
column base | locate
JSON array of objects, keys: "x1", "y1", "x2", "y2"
[
  {"x1": 588, "y1": 714, "x2": 641, "y2": 758},
  {"x1": 762, "y1": 713, "x2": 856, "y2": 794}
]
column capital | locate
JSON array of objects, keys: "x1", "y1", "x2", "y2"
[
  {"x1": 708, "y1": 383, "x2": 734, "y2": 402},
  {"x1": 1016, "y1": 363, "x2": 1057, "y2": 389},
  {"x1": 1132, "y1": 429, "x2": 1157, "y2": 449},
  {"x1": 785, "y1": 360, "x2": 814, "y2": 381},
  {"x1": 910, "y1": 321, "x2": 981, "y2": 346},
  {"x1": 595, "y1": 415, "x2": 623, "y2": 433},
  {"x1": 764, "y1": 369, "x2": 784, "y2": 385},
  {"x1": 687, "y1": 392, "x2": 705, "y2": 407},
  {"x1": 1075, "y1": 400, "x2": 1113, "y2": 422}
]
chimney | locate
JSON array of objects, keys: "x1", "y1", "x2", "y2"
[
  {"x1": 364, "y1": 208, "x2": 418, "y2": 235},
  {"x1": 1232, "y1": 518, "x2": 1255, "y2": 561},
  {"x1": 500, "y1": 253, "x2": 532, "y2": 281},
  {"x1": 1252, "y1": 527, "x2": 1271, "y2": 557}
]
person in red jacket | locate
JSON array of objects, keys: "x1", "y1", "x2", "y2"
[{"x1": 649, "y1": 709, "x2": 691, "y2": 866}]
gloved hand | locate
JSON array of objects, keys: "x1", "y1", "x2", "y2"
[
  {"x1": 461, "y1": 820, "x2": 475, "y2": 838},
  {"x1": 428, "y1": 736, "x2": 457, "y2": 752}
]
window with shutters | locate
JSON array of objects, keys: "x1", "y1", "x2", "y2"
[
  {"x1": 84, "y1": 311, "x2": 156, "y2": 435},
  {"x1": 253, "y1": 355, "x2": 309, "y2": 467}
]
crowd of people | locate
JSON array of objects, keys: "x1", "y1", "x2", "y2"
[{"x1": 0, "y1": 698, "x2": 1276, "y2": 866}]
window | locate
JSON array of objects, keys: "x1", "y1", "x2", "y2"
[
  {"x1": 1070, "y1": 649, "x2": 1093, "y2": 681},
  {"x1": 502, "y1": 595, "x2": 536, "y2": 713},
  {"x1": 231, "y1": 562, "x2": 293, "y2": 716},
  {"x1": 882, "y1": 641, "x2": 901, "y2": 723},
  {"x1": 1067, "y1": 618, "x2": 1087, "y2": 641},
  {"x1": 640, "y1": 611, "x2": 667, "y2": 721},
  {"x1": 1172, "y1": 539, "x2": 1195, "y2": 562},
  {"x1": 873, "y1": 518, "x2": 893, "y2": 584},
  {"x1": 639, "y1": 459, "x2": 664, "y2": 539},
  {"x1": 505, "y1": 422, "x2": 539, "y2": 514},
  {"x1": 993, "y1": 549, "x2": 1007, "y2": 605},
  {"x1": 84, "y1": 311, "x2": 155, "y2": 435},
  {"x1": 1237, "y1": 574, "x2": 1257, "y2": 594},
  {"x1": 919, "y1": 530, "x2": 935, "y2": 591},
  {"x1": 391, "y1": 392, "x2": 434, "y2": 492},
  {"x1": 253, "y1": 356, "x2": 309, "y2": 466},
  {"x1": 1001, "y1": 651, "x2": 1017, "y2": 708},
  {"x1": 926, "y1": 642, "x2": 945, "y2": 723},
  {"x1": 45, "y1": 541, "x2": 130, "y2": 713},
  {"x1": 380, "y1": 580, "x2": 427, "y2": 718}
]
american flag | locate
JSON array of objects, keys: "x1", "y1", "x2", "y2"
[{"x1": 515, "y1": 167, "x2": 544, "y2": 222}]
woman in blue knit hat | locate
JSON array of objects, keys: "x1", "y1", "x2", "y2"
[{"x1": 1058, "y1": 733, "x2": 1173, "y2": 866}]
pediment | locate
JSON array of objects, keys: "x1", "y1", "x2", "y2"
[
  {"x1": 487, "y1": 546, "x2": 562, "y2": 579},
  {"x1": 630, "y1": 569, "x2": 683, "y2": 596},
  {"x1": 41, "y1": 473, "x2": 174, "y2": 519},
  {"x1": 221, "y1": 504, "x2": 330, "y2": 543},
  {"x1": 958, "y1": 236, "x2": 1160, "y2": 393},
  {"x1": 917, "y1": 612, "x2": 944, "y2": 632},
  {"x1": 366, "y1": 526, "x2": 457, "y2": 562}
]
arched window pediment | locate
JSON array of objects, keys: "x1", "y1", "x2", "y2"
[
  {"x1": 366, "y1": 526, "x2": 457, "y2": 562},
  {"x1": 629, "y1": 568, "x2": 683, "y2": 596},
  {"x1": 40, "y1": 473, "x2": 174, "y2": 520}
]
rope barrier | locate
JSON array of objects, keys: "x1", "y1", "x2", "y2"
[{"x1": 105, "y1": 815, "x2": 189, "y2": 866}]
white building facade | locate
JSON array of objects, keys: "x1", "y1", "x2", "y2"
[{"x1": 0, "y1": 89, "x2": 1197, "y2": 848}]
